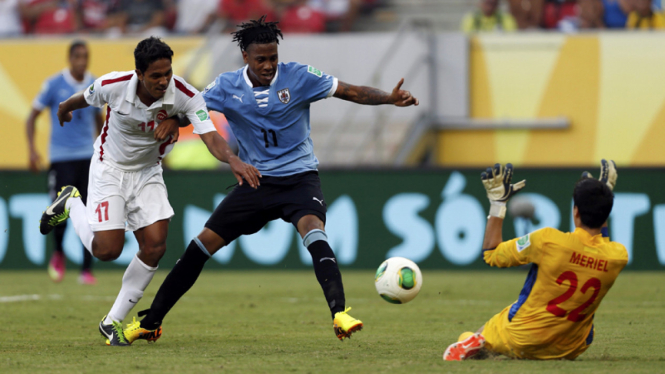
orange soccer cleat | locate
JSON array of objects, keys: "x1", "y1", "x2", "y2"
[{"x1": 443, "y1": 332, "x2": 486, "y2": 361}]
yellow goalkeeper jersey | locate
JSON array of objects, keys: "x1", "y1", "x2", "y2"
[{"x1": 482, "y1": 227, "x2": 628, "y2": 359}]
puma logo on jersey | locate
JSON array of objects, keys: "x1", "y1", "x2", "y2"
[
  {"x1": 233, "y1": 94, "x2": 244, "y2": 103},
  {"x1": 312, "y1": 197, "x2": 324, "y2": 206}
]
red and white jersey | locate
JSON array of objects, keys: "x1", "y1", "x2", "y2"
[{"x1": 84, "y1": 71, "x2": 216, "y2": 171}]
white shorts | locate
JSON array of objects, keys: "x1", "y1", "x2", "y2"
[{"x1": 86, "y1": 158, "x2": 174, "y2": 232}]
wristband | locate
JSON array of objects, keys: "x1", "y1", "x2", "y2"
[{"x1": 488, "y1": 201, "x2": 507, "y2": 219}]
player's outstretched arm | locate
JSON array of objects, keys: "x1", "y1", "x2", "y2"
[
  {"x1": 26, "y1": 108, "x2": 43, "y2": 173},
  {"x1": 57, "y1": 92, "x2": 90, "y2": 126},
  {"x1": 333, "y1": 78, "x2": 419, "y2": 107},
  {"x1": 481, "y1": 163, "x2": 526, "y2": 250},
  {"x1": 199, "y1": 131, "x2": 262, "y2": 189}
]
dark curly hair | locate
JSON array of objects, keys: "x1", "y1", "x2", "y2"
[
  {"x1": 134, "y1": 37, "x2": 174, "y2": 73},
  {"x1": 231, "y1": 15, "x2": 283, "y2": 52}
]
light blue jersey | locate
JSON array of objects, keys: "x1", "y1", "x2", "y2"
[
  {"x1": 203, "y1": 62, "x2": 338, "y2": 177},
  {"x1": 33, "y1": 69, "x2": 99, "y2": 163}
]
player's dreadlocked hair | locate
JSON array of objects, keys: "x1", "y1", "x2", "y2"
[
  {"x1": 231, "y1": 15, "x2": 283, "y2": 52},
  {"x1": 134, "y1": 37, "x2": 174, "y2": 73}
]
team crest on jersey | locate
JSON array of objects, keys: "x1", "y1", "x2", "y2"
[
  {"x1": 516, "y1": 234, "x2": 531, "y2": 252},
  {"x1": 156, "y1": 110, "x2": 168, "y2": 123},
  {"x1": 278, "y1": 88, "x2": 291, "y2": 104}
]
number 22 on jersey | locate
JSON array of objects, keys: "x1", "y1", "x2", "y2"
[{"x1": 546, "y1": 271, "x2": 601, "y2": 322}]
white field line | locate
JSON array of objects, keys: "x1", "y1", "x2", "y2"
[
  {"x1": 0, "y1": 294, "x2": 42, "y2": 302},
  {"x1": 0, "y1": 294, "x2": 115, "y2": 303}
]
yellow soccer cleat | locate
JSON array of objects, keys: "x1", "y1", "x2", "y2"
[
  {"x1": 333, "y1": 307, "x2": 363, "y2": 341},
  {"x1": 124, "y1": 317, "x2": 162, "y2": 344}
]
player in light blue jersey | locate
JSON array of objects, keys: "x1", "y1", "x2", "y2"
[
  {"x1": 26, "y1": 40, "x2": 102, "y2": 285},
  {"x1": 132, "y1": 16, "x2": 419, "y2": 343}
]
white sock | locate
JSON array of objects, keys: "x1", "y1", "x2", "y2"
[
  {"x1": 66, "y1": 197, "x2": 94, "y2": 254},
  {"x1": 105, "y1": 255, "x2": 158, "y2": 324}
]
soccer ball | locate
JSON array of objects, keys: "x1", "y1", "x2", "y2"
[{"x1": 374, "y1": 257, "x2": 423, "y2": 304}]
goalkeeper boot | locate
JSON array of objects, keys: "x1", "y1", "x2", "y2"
[
  {"x1": 99, "y1": 315, "x2": 130, "y2": 346},
  {"x1": 443, "y1": 332, "x2": 485, "y2": 361},
  {"x1": 333, "y1": 307, "x2": 363, "y2": 341},
  {"x1": 40, "y1": 186, "x2": 80, "y2": 235},
  {"x1": 124, "y1": 316, "x2": 162, "y2": 344}
]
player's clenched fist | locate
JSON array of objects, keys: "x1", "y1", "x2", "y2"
[
  {"x1": 229, "y1": 156, "x2": 262, "y2": 189},
  {"x1": 56, "y1": 102, "x2": 73, "y2": 126},
  {"x1": 481, "y1": 163, "x2": 526, "y2": 218}
]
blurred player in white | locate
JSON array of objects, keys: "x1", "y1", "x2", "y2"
[{"x1": 39, "y1": 37, "x2": 261, "y2": 346}]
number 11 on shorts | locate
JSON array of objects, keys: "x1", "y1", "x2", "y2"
[{"x1": 95, "y1": 201, "x2": 109, "y2": 222}]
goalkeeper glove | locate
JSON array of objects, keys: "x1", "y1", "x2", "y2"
[
  {"x1": 581, "y1": 159, "x2": 617, "y2": 191},
  {"x1": 481, "y1": 163, "x2": 526, "y2": 219}
]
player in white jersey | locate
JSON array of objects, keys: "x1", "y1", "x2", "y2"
[{"x1": 39, "y1": 37, "x2": 261, "y2": 346}]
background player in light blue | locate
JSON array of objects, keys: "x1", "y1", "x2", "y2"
[
  {"x1": 26, "y1": 40, "x2": 103, "y2": 285},
  {"x1": 133, "y1": 16, "x2": 418, "y2": 342}
]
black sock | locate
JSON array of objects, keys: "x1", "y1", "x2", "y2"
[
  {"x1": 307, "y1": 240, "x2": 345, "y2": 319},
  {"x1": 140, "y1": 240, "x2": 210, "y2": 329},
  {"x1": 54, "y1": 223, "x2": 65, "y2": 253},
  {"x1": 82, "y1": 249, "x2": 93, "y2": 271}
]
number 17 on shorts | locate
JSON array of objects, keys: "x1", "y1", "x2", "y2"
[
  {"x1": 95, "y1": 201, "x2": 109, "y2": 222},
  {"x1": 88, "y1": 195, "x2": 127, "y2": 231}
]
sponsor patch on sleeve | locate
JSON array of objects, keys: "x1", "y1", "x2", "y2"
[
  {"x1": 196, "y1": 109, "x2": 209, "y2": 121},
  {"x1": 307, "y1": 65, "x2": 323, "y2": 78},
  {"x1": 204, "y1": 81, "x2": 216, "y2": 92},
  {"x1": 516, "y1": 234, "x2": 531, "y2": 252},
  {"x1": 88, "y1": 84, "x2": 94, "y2": 94}
]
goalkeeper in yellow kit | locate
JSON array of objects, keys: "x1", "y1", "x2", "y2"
[{"x1": 443, "y1": 160, "x2": 628, "y2": 361}]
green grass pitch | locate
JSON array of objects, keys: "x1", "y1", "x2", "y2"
[{"x1": 1, "y1": 270, "x2": 663, "y2": 373}]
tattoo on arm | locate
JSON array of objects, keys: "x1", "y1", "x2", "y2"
[{"x1": 334, "y1": 81, "x2": 392, "y2": 105}]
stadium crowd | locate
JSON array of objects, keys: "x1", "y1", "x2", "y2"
[
  {"x1": 462, "y1": 0, "x2": 665, "y2": 32},
  {"x1": 0, "y1": 0, "x2": 380, "y2": 37}
]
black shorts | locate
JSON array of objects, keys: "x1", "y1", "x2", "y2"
[
  {"x1": 205, "y1": 171, "x2": 326, "y2": 244},
  {"x1": 48, "y1": 159, "x2": 91, "y2": 202}
]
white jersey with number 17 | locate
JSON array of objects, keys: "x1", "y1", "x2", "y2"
[{"x1": 84, "y1": 71, "x2": 216, "y2": 172}]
